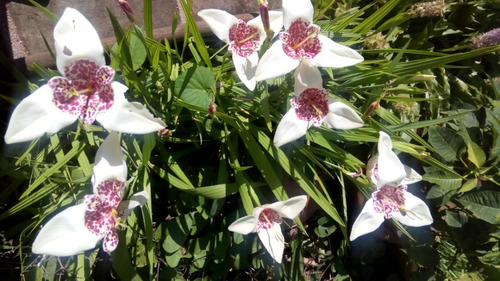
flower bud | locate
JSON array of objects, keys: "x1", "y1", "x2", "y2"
[
  {"x1": 117, "y1": 0, "x2": 135, "y2": 22},
  {"x1": 208, "y1": 104, "x2": 217, "y2": 118},
  {"x1": 363, "y1": 100, "x2": 380, "y2": 118},
  {"x1": 260, "y1": 1, "x2": 272, "y2": 38},
  {"x1": 158, "y1": 128, "x2": 170, "y2": 137}
]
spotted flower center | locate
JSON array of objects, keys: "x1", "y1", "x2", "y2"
[
  {"x1": 257, "y1": 208, "x2": 282, "y2": 230},
  {"x1": 280, "y1": 19, "x2": 322, "y2": 60},
  {"x1": 48, "y1": 59, "x2": 115, "y2": 125},
  {"x1": 84, "y1": 179, "x2": 125, "y2": 252},
  {"x1": 291, "y1": 88, "x2": 329, "y2": 125},
  {"x1": 372, "y1": 185, "x2": 407, "y2": 219},
  {"x1": 228, "y1": 19, "x2": 260, "y2": 57}
]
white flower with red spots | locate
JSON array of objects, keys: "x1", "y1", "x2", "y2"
[
  {"x1": 32, "y1": 132, "x2": 148, "y2": 256},
  {"x1": 198, "y1": 9, "x2": 283, "y2": 90},
  {"x1": 349, "y1": 132, "x2": 433, "y2": 241},
  {"x1": 4, "y1": 8, "x2": 165, "y2": 144},
  {"x1": 273, "y1": 63, "x2": 363, "y2": 147},
  {"x1": 255, "y1": 0, "x2": 364, "y2": 82},
  {"x1": 228, "y1": 195, "x2": 307, "y2": 263}
]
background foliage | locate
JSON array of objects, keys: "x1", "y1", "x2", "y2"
[{"x1": 1, "y1": 0, "x2": 500, "y2": 280}]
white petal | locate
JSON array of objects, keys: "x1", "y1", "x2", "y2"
[
  {"x1": 323, "y1": 99, "x2": 364, "y2": 130},
  {"x1": 401, "y1": 165, "x2": 423, "y2": 185},
  {"x1": 232, "y1": 53, "x2": 258, "y2": 91},
  {"x1": 91, "y1": 131, "x2": 127, "y2": 192},
  {"x1": 54, "y1": 8, "x2": 105, "y2": 75},
  {"x1": 273, "y1": 108, "x2": 311, "y2": 147},
  {"x1": 119, "y1": 191, "x2": 149, "y2": 217},
  {"x1": 197, "y1": 9, "x2": 238, "y2": 43},
  {"x1": 393, "y1": 192, "x2": 433, "y2": 227},
  {"x1": 294, "y1": 62, "x2": 323, "y2": 94},
  {"x1": 267, "y1": 195, "x2": 308, "y2": 219},
  {"x1": 268, "y1": 11, "x2": 284, "y2": 38},
  {"x1": 255, "y1": 41, "x2": 299, "y2": 81},
  {"x1": 282, "y1": 0, "x2": 313, "y2": 30},
  {"x1": 96, "y1": 82, "x2": 166, "y2": 134},
  {"x1": 376, "y1": 132, "x2": 406, "y2": 188},
  {"x1": 247, "y1": 16, "x2": 266, "y2": 46},
  {"x1": 32, "y1": 204, "x2": 102, "y2": 256},
  {"x1": 257, "y1": 223, "x2": 285, "y2": 263},
  {"x1": 228, "y1": 214, "x2": 259, "y2": 235},
  {"x1": 310, "y1": 35, "x2": 364, "y2": 68},
  {"x1": 4, "y1": 84, "x2": 77, "y2": 144},
  {"x1": 349, "y1": 199, "x2": 385, "y2": 241}
]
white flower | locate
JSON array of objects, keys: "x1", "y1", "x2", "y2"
[
  {"x1": 273, "y1": 63, "x2": 363, "y2": 147},
  {"x1": 198, "y1": 9, "x2": 283, "y2": 90},
  {"x1": 349, "y1": 132, "x2": 433, "y2": 241},
  {"x1": 5, "y1": 8, "x2": 165, "y2": 144},
  {"x1": 32, "y1": 132, "x2": 148, "y2": 256},
  {"x1": 254, "y1": 0, "x2": 363, "y2": 82},
  {"x1": 228, "y1": 195, "x2": 307, "y2": 263},
  {"x1": 366, "y1": 131, "x2": 423, "y2": 189}
]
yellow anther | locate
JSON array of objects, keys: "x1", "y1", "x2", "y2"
[
  {"x1": 65, "y1": 86, "x2": 92, "y2": 98},
  {"x1": 236, "y1": 32, "x2": 258, "y2": 45},
  {"x1": 293, "y1": 29, "x2": 317, "y2": 50}
]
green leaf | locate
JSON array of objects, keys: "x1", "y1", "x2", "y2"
[
  {"x1": 161, "y1": 213, "x2": 195, "y2": 253},
  {"x1": 486, "y1": 108, "x2": 500, "y2": 162},
  {"x1": 352, "y1": 0, "x2": 401, "y2": 35},
  {"x1": 129, "y1": 32, "x2": 148, "y2": 71},
  {"x1": 422, "y1": 168, "x2": 462, "y2": 190},
  {"x1": 112, "y1": 232, "x2": 142, "y2": 281},
  {"x1": 467, "y1": 141, "x2": 486, "y2": 169},
  {"x1": 428, "y1": 127, "x2": 463, "y2": 162},
  {"x1": 458, "y1": 191, "x2": 500, "y2": 224},
  {"x1": 445, "y1": 210, "x2": 468, "y2": 227},
  {"x1": 178, "y1": 0, "x2": 212, "y2": 67},
  {"x1": 174, "y1": 66, "x2": 214, "y2": 109},
  {"x1": 426, "y1": 185, "x2": 449, "y2": 199},
  {"x1": 143, "y1": 0, "x2": 153, "y2": 38},
  {"x1": 407, "y1": 245, "x2": 439, "y2": 268},
  {"x1": 458, "y1": 178, "x2": 478, "y2": 193}
]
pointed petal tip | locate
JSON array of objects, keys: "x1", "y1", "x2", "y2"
[
  {"x1": 228, "y1": 215, "x2": 258, "y2": 235},
  {"x1": 349, "y1": 199, "x2": 385, "y2": 241},
  {"x1": 269, "y1": 195, "x2": 308, "y2": 219},
  {"x1": 197, "y1": 9, "x2": 238, "y2": 43},
  {"x1": 273, "y1": 109, "x2": 309, "y2": 148},
  {"x1": 4, "y1": 85, "x2": 77, "y2": 144},
  {"x1": 31, "y1": 204, "x2": 102, "y2": 256},
  {"x1": 96, "y1": 82, "x2": 166, "y2": 134},
  {"x1": 257, "y1": 223, "x2": 284, "y2": 263}
]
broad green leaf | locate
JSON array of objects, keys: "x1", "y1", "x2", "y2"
[
  {"x1": 422, "y1": 168, "x2": 462, "y2": 190},
  {"x1": 174, "y1": 66, "x2": 214, "y2": 109},
  {"x1": 129, "y1": 32, "x2": 148, "y2": 71},
  {"x1": 458, "y1": 178, "x2": 478, "y2": 193},
  {"x1": 112, "y1": 232, "x2": 142, "y2": 281},
  {"x1": 486, "y1": 108, "x2": 500, "y2": 162},
  {"x1": 445, "y1": 210, "x2": 468, "y2": 227},
  {"x1": 161, "y1": 213, "x2": 195, "y2": 253},
  {"x1": 428, "y1": 127, "x2": 463, "y2": 162},
  {"x1": 426, "y1": 185, "x2": 450, "y2": 199},
  {"x1": 467, "y1": 141, "x2": 486, "y2": 169},
  {"x1": 458, "y1": 191, "x2": 500, "y2": 224}
]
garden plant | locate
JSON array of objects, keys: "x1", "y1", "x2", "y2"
[{"x1": 1, "y1": 0, "x2": 500, "y2": 280}]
